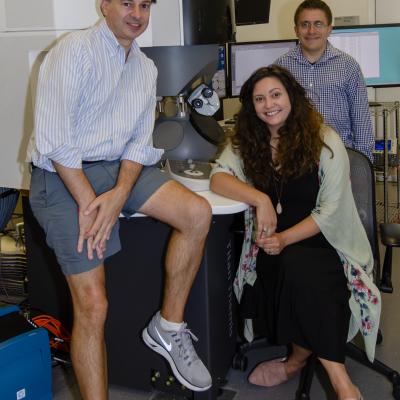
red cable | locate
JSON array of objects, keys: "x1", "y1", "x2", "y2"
[{"x1": 31, "y1": 314, "x2": 71, "y2": 353}]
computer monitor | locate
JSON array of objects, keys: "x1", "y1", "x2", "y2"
[
  {"x1": 329, "y1": 23, "x2": 400, "y2": 87},
  {"x1": 227, "y1": 40, "x2": 298, "y2": 97}
]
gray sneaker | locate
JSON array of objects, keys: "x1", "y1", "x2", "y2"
[{"x1": 142, "y1": 311, "x2": 212, "y2": 392}]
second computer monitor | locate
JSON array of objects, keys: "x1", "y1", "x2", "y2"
[{"x1": 329, "y1": 23, "x2": 400, "y2": 87}]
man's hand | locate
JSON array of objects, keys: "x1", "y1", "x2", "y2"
[
  {"x1": 77, "y1": 204, "x2": 98, "y2": 260},
  {"x1": 83, "y1": 188, "x2": 127, "y2": 254},
  {"x1": 53, "y1": 159, "x2": 141, "y2": 261},
  {"x1": 52, "y1": 161, "x2": 105, "y2": 260},
  {"x1": 83, "y1": 159, "x2": 142, "y2": 253}
]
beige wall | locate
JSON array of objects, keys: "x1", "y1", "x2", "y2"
[
  {"x1": 235, "y1": 0, "x2": 374, "y2": 43},
  {"x1": 376, "y1": 0, "x2": 400, "y2": 23}
]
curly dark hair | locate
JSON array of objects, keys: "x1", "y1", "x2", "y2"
[{"x1": 231, "y1": 64, "x2": 327, "y2": 192}]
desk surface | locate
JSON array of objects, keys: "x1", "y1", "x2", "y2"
[
  {"x1": 198, "y1": 190, "x2": 248, "y2": 215},
  {"x1": 128, "y1": 190, "x2": 248, "y2": 217}
]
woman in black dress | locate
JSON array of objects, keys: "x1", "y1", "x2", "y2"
[{"x1": 210, "y1": 65, "x2": 380, "y2": 400}]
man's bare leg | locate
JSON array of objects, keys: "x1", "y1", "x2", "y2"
[
  {"x1": 66, "y1": 264, "x2": 108, "y2": 400},
  {"x1": 140, "y1": 180, "x2": 213, "y2": 391},
  {"x1": 139, "y1": 180, "x2": 212, "y2": 321}
]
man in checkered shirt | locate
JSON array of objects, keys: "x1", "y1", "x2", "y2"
[{"x1": 275, "y1": 0, "x2": 374, "y2": 161}]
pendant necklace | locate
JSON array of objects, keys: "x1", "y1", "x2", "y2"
[
  {"x1": 271, "y1": 171, "x2": 284, "y2": 215},
  {"x1": 269, "y1": 137, "x2": 283, "y2": 214}
]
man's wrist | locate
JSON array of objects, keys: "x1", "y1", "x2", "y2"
[
  {"x1": 77, "y1": 194, "x2": 96, "y2": 210},
  {"x1": 113, "y1": 184, "x2": 131, "y2": 202}
]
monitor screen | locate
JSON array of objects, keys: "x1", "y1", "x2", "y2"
[
  {"x1": 234, "y1": 0, "x2": 271, "y2": 26},
  {"x1": 228, "y1": 40, "x2": 298, "y2": 97},
  {"x1": 330, "y1": 24, "x2": 400, "y2": 87}
]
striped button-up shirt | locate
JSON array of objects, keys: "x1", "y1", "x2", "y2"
[
  {"x1": 29, "y1": 19, "x2": 163, "y2": 172},
  {"x1": 275, "y1": 43, "x2": 374, "y2": 161}
]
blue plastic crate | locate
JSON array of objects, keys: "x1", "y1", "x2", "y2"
[{"x1": 0, "y1": 305, "x2": 52, "y2": 400}]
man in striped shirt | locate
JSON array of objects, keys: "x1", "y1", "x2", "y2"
[
  {"x1": 275, "y1": 0, "x2": 374, "y2": 161},
  {"x1": 28, "y1": 1, "x2": 212, "y2": 397}
]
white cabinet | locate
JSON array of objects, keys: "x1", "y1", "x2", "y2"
[
  {"x1": 135, "y1": 0, "x2": 184, "y2": 47},
  {"x1": 0, "y1": 31, "x2": 65, "y2": 189},
  {"x1": 0, "y1": 0, "x2": 182, "y2": 46},
  {"x1": 0, "y1": 0, "x2": 99, "y2": 31},
  {"x1": 147, "y1": 0, "x2": 183, "y2": 46}
]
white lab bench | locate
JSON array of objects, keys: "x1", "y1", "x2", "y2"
[{"x1": 131, "y1": 190, "x2": 247, "y2": 217}]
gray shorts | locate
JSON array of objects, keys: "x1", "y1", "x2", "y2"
[{"x1": 29, "y1": 160, "x2": 171, "y2": 275}]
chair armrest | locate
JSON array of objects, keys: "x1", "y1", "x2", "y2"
[
  {"x1": 380, "y1": 223, "x2": 400, "y2": 246},
  {"x1": 0, "y1": 189, "x2": 18, "y2": 199},
  {"x1": 378, "y1": 223, "x2": 400, "y2": 293}
]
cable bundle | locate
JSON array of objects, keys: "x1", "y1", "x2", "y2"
[{"x1": 30, "y1": 314, "x2": 71, "y2": 354}]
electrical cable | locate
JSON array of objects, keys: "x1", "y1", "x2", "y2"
[{"x1": 29, "y1": 314, "x2": 71, "y2": 354}]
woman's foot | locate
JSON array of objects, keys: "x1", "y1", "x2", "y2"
[
  {"x1": 248, "y1": 356, "x2": 304, "y2": 387},
  {"x1": 248, "y1": 358, "x2": 290, "y2": 387},
  {"x1": 248, "y1": 344, "x2": 310, "y2": 388}
]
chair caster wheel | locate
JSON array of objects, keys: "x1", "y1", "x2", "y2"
[{"x1": 232, "y1": 353, "x2": 248, "y2": 371}]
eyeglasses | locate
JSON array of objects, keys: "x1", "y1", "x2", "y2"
[{"x1": 297, "y1": 21, "x2": 328, "y2": 30}]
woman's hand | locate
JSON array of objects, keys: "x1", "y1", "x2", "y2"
[
  {"x1": 256, "y1": 216, "x2": 321, "y2": 255},
  {"x1": 255, "y1": 194, "x2": 277, "y2": 240},
  {"x1": 256, "y1": 232, "x2": 286, "y2": 255}
]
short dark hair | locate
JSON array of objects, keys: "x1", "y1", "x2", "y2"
[
  {"x1": 294, "y1": 0, "x2": 332, "y2": 25},
  {"x1": 101, "y1": 0, "x2": 157, "y2": 15},
  {"x1": 103, "y1": 0, "x2": 157, "y2": 3}
]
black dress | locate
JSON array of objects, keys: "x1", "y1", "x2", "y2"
[{"x1": 256, "y1": 166, "x2": 351, "y2": 363}]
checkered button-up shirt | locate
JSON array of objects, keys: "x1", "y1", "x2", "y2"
[{"x1": 275, "y1": 42, "x2": 374, "y2": 161}]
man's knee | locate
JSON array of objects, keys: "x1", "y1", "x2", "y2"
[
  {"x1": 72, "y1": 285, "x2": 108, "y2": 326},
  {"x1": 181, "y1": 194, "x2": 212, "y2": 234}
]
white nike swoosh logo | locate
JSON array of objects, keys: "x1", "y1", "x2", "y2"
[{"x1": 155, "y1": 326, "x2": 172, "y2": 352}]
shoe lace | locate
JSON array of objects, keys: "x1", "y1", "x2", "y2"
[{"x1": 171, "y1": 323, "x2": 199, "y2": 366}]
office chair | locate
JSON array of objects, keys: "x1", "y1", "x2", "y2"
[
  {"x1": 231, "y1": 148, "x2": 400, "y2": 399},
  {"x1": 295, "y1": 148, "x2": 400, "y2": 400},
  {"x1": 0, "y1": 188, "x2": 19, "y2": 232}
]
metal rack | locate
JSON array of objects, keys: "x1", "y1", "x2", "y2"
[{"x1": 370, "y1": 101, "x2": 400, "y2": 222}]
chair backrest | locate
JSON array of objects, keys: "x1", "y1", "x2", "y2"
[
  {"x1": 346, "y1": 148, "x2": 380, "y2": 264},
  {"x1": 0, "y1": 188, "x2": 19, "y2": 232}
]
